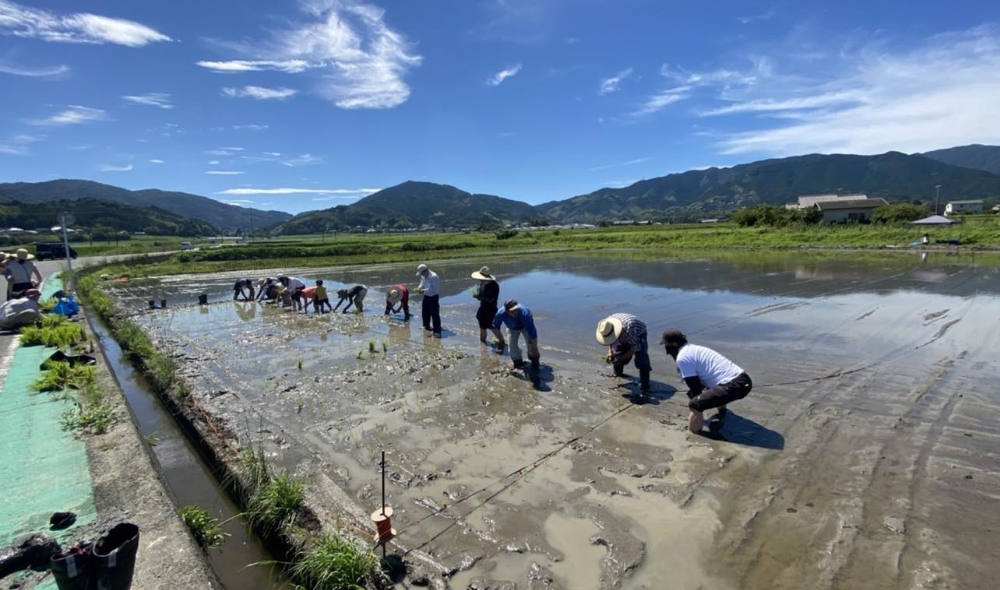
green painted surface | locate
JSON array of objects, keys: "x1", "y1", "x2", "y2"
[{"x1": 0, "y1": 277, "x2": 95, "y2": 588}]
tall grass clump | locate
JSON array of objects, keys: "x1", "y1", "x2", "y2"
[
  {"x1": 291, "y1": 533, "x2": 383, "y2": 590},
  {"x1": 179, "y1": 505, "x2": 229, "y2": 549},
  {"x1": 246, "y1": 472, "x2": 304, "y2": 535},
  {"x1": 19, "y1": 323, "x2": 84, "y2": 348},
  {"x1": 60, "y1": 383, "x2": 115, "y2": 435}
]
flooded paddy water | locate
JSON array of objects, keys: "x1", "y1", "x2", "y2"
[{"x1": 107, "y1": 251, "x2": 1000, "y2": 589}]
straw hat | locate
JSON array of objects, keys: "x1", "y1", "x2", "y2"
[
  {"x1": 257, "y1": 277, "x2": 268, "y2": 287},
  {"x1": 16, "y1": 248, "x2": 35, "y2": 261},
  {"x1": 595, "y1": 316, "x2": 624, "y2": 346},
  {"x1": 471, "y1": 266, "x2": 495, "y2": 281},
  {"x1": 387, "y1": 288, "x2": 402, "y2": 303},
  {"x1": 415, "y1": 263, "x2": 428, "y2": 276}
]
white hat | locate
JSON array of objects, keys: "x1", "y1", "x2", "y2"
[
  {"x1": 387, "y1": 288, "x2": 401, "y2": 303},
  {"x1": 471, "y1": 266, "x2": 495, "y2": 281},
  {"x1": 16, "y1": 248, "x2": 35, "y2": 261},
  {"x1": 415, "y1": 264, "x2": 428, "y2": 276},
  {"x1": 595, "y1": 316, "x2": 623, "y2": 346}
]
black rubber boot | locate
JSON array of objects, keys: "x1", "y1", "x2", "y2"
[
  {"x1": 50, "y1": 545, "x2": 94, "y2": 590},
  {"x1": 639, "y1": 369, "x2": 650, "y2": 392},
  {"x1": 613, "y1": 363, "x2": 624, "y2": 377},
  {"x1": 91, "y1": 523, "x2": 139, "y2": 590},
  {"x1": 530, "y1": 358, "x2": 540, "y2": 371}
]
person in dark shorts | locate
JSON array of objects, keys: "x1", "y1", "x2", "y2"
[
  {"x1": 313, "y1": 280, "x2": 332, "y2": 313},
  {"x1": 661, "y1": 329, "x2": 752, "y2": 435},
  {"x1": 233, "y1": 278, "x2": 255, "y2": 301},
  {"x1": 334, "y1": 284, "x2": 368, "y2": 314},
  {"x1": 471, "y1": 266, "x2": 500, "y2": 344}
]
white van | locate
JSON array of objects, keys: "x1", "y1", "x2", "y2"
[{"x1": 180, "y1": 241, "x2": 193, "y2": 250}]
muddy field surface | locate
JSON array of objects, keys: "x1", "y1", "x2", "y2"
[{"x1": 108, "y1": 253, "x2": 1000, "y2": 589}]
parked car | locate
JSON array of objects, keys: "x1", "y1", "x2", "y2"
[
  {"x1": 33, "y1": 242, "x2": 78, "y2": 260},
  {"x1": 180, "y1": 241, "x2": 193, "y2": 250}
]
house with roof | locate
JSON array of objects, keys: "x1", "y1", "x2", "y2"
[
  {"x1": 791, "y1": 194, "x2": 868, "y2": 209},
  {"x1": 814, "y1": 198, "x2": 889, "y2": 223},
  {"x1": 944, "y1": 200, "x2": 983, "y2": 215}
]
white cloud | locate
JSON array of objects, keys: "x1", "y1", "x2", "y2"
[
  {"x1": 148, "y1": 159, "x2": 164, "y2": 164},
  {"x1": 204, "y1": 147, "x2": 243, "y2": 156},
  {"x1": 588, "y1": 157, "x2": 649, "y2": 172},
  {"x1": 216, "y1": 187, "x2": 378, "y2": 195},
  {"x1": 206, "y1": 170, "x2": 245, "y2": 175},
  {"x1": 207, "y1": 160, "x2": 220, "y2": 165},
  {"x1": 223, "y1": 86, "x2": 298, "y2": 100},
  {"x1": 263, "y1": 151, "x2": 281, "y2": 157},
  {"x1": 598, "y1": 67, "x2": 633, "y2": 95},
  {"x1": 487, "y1": 63, "x2": 522, "y2": 86},
  {"x1": 282, "y1": 153, "x2": 322, "y2": 167},
  {"x1": 196, "y1": 60, "x2": 312, "y2": 73},
  {"x1": 100, "y1": 163, "x2": 133, "y2": 172},
  {"x1": 122, "y1": 92, "x2": 173, "y2": 109},
  {"x1": 0, "y1": 145, "x2": 26, "y2": 155},
  {"x1": 198, "y1": 1, "x2": 421, "y2": 109},
  {"x1": 738, "y1": 7, "x2": 778, "y2": 25},
  {"x1": 631, "y1": 88, "x2": 689, "y2": 116},
  {"x1": 0, "y1": 0, "x2": 171, "y2": 46},
  {"x1": 233, "y1": 124, "x2": 269, "y2": 131},
  {"x1": 29, "y1": 105, "x2": 107, "y2": 126},
  {"x1": 709, "y1": 25, "x2": 1000, "y2": 155},
  {"x1": 0, "y1": 59, "x2": 68, "y2": 77}
]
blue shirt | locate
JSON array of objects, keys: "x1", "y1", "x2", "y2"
[{"x1": 492, "y1": 306, "x2": 537, "y2": 339}]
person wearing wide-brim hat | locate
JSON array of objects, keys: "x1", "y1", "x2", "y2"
[
  {"x1": 6, "y1": 248, "x2": 42, "y2": 301},
  {"x1": 595, "y1": 313, "x2": 651, "y2": 392},
  {"x1": 471, "y1": 266, "x2": 500, "y2": 345},
  {"x1": 384, "y1": 283, "x2": 411, "y2": 321}
]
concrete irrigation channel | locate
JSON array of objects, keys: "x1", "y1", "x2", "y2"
[{"x1": 95, "y1": 251, "x2": 1000, "y2": 589}]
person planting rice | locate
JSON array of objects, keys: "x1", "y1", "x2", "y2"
[
  {"x1": 595, "y1": 313, "x2": 651, "y2": 392},
  {"x1": 233, "y1": 278, "x2": 255, "y2": 301},
  {"x1": 661, "y1": 329, "x2": 752, "y2": 435},
  {"x1": 256, "y1": 277, "x2": 279, "y2": 301},
  {"x1": 384, "y1": 284, "x2": 410, "y2": 321},
  {"x1": 334, "y1": 284, "x2": 368, "y2": 314},
  {"x1": 313, "y1": 280, "x2": 332, "y2": 313},
  {"x1": 492, "y1": 299, "x2": 540, "y2": 371},
  {"x1": 278, "y1": 275, "x2": 307, "y2": 311}
]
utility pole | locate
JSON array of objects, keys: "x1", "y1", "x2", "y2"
[
  {"x1": 935, "y1": 184, "x2": 941, "y2": 215},
  {"x1": 60, "y1": 213, "x2": 74, "y2": 291}
]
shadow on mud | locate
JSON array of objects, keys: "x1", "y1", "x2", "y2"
[
  {"x1": 706, "y1": 412, "x2": 785, "y2": 450},
  {"x1": 513, "y1": 364, "x2": 555, "y2": 391},
  {"x1": 619, "y1": 380, "x2": 678, "y2": 405}
]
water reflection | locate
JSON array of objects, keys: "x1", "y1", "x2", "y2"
[{"x1": 234, "y1": 302, "x2": 257, "y2": 322}]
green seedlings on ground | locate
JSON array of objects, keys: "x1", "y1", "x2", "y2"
[
  {"x1": 293, "y1": 397, "x2": 304, "y2": 413},
  {"x1": 143, "y1": 432, "x2": 160, "y2": 446},
  {"x1": 357, "y1": 349, "x2": 364, "y2": 360},
  {"x1": 178, "y1": 505, "x2": 229, "y2": 549},
  {"x1": 368, "y1": 339, "x2": 377, "y2": 354},
  {"x1": 245, "y1": 472, "x2": 305, "y2": 536},
  {"x1": 33, "y1": 361, "x2": 96, "y2": 392},
  {"x1": 382, "y1": 340, "x2": 387, "y2": 353},
  {"x1": 297, "y1": 358, "x2": 303, "y2": 371},
  {"x1": 20, "y1": 322, "x2": 85, "y2": 348},
  {"x1": 291, "y1": 533, "x2": 383, "y2": 590}
]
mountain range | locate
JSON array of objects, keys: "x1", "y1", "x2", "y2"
[
  {"x1": 3, "y1": 145, "x2": 999, "y2": 234},
  {"x1": 0, "y1": 179, "x2": 291, "y2": 232}
]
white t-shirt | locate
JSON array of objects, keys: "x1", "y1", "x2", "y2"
[
  {"x1": 0, "y1": 297, "x2": 39, "y2": 321},
  {"x1": 675, "y1": 344, "x2": 744, "y2": 389}
]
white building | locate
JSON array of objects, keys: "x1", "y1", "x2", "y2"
[
  {"x1": 793, "y1": 194, "x2": 868, "y2": 209},
  {"x1": 944, "y1": 200, "x2": 983, "y2": 215}
]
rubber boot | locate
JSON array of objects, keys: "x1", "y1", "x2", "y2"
[
  {"x1": 91, "y1": 523, "x2": 139, "y2": 590},
  {"x1": 50, "y1": 545, "x2": 94, "y2": 590},
  {"x1": 639, "y1": 369, "x2": 650, "y2": 392},
  {"x1": 530, "y1": 357, "x2": 540, "y2": 371},
  {"x1": 613, "y1": 363, "x2": 624, "y2": 378}
]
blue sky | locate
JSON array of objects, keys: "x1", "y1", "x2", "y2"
[{"x1": 2, "y1": 0, "x2": 1000, "y2": 215}]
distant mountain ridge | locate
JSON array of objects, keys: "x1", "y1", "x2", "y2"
[
  {"x1": 537, "y1": 150, "x2": 1000, "y2": 223},
  {"x1": 271, "y1": 180, "x2": 539, "y2": 234},
  {"x1": 920, "y1": 144, "x2": 1000, "y2": 176},
  {"x1": 0, "y1": 179, "x2": 292, "y2": 231},
  {"x1": 0, "y1": 198, "x2": 216, "y2": 236}
]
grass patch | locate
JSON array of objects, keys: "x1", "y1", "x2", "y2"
[
  {"x1": 291, "y1": 533, "x2": 383, "y2": 590},
  {"x1": 178, "y1": 505, "x2": 229, "y2": 549},
  {"x1": 60, "y1": 382, "x2": 115, "y2": 434},
  {"x1": 246, "y1": 472, "x2": 305, "y2": 535}
]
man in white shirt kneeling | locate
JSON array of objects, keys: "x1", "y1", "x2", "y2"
[{"x1": 661, "y1": 329, "x2": 752, "y2": 435}]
